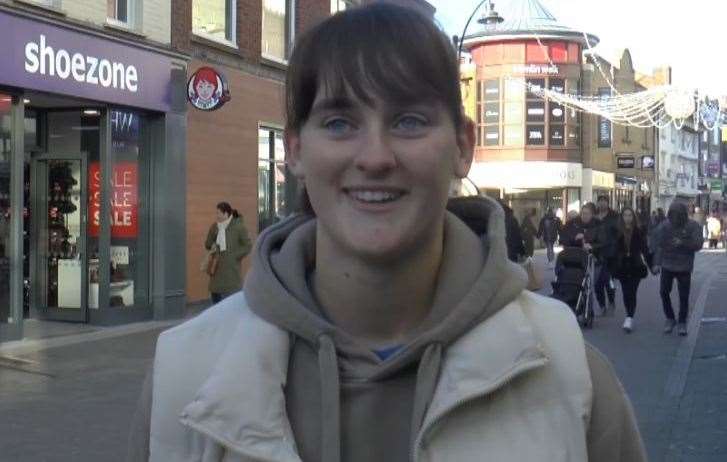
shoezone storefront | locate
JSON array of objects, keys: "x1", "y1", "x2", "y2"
[{"x1": 0, "y1": 9, "x2": 188, "y2": 341}]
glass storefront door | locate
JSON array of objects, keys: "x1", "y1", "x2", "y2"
[{"x1": 30, "y1": 154, "x2": 88, "y2": 322}]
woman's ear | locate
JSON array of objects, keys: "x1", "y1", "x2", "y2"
[
  {"x1": 454, "y1": 116, "x2": 476, "y2": 179},
  {"x1": 284, "y1": 129, "x2": 305, "y2": 180}
]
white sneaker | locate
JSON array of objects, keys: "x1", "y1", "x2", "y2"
[{"x1": 623, "y1": 317, "x2": 633, "y2": 333}]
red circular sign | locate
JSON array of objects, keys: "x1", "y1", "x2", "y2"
[{"x1": 187, "y1": 66, "x2": 231, "y2": 111}]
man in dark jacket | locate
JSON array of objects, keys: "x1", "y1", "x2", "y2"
[
  {"x1": 537, "y1": 207, "x2": 561, "y2": 265},
  {"x1": 497, "y1": 199, "x2": 526, "y2": 262},
  {"x1": 595, "y1": 195, "x2": 619, "y2": 315},
  {"x1": 650, "y1": 202, "x2": 704, "y2": 336}
]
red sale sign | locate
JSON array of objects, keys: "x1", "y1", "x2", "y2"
[{"x1": 88, "y1": 161, "x2": 138, "y2": 238}]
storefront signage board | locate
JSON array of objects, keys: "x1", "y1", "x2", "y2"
[
  {"x1": 709, "y1": 179, "x2": 723, "y2": 192},
  {"x1": 617, "y1": 156, "x2": 635, "y2": 169},
  {"x1": 511, "y1": 64, "x2": 560, "y2": 75},
  {"x1": 0, "y1": 11, "x2": 175, "y2": 112},
  {"x1": 598, "y1": 88, "x2": 612, "y2": 148}
]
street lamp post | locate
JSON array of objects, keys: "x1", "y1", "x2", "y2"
[{"x1": 457, "y1": 1, "x2": 505, "y2": 59}]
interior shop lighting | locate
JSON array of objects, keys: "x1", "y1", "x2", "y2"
[{"x1": 83, "y1": 109, "x2": 101, "y2": 116}]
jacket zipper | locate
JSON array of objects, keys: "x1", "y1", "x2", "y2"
[{"x1": 410, "y1": 356, "x2": 548, "y2": 462}]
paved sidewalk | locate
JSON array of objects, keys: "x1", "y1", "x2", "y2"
[
  {"x1": 532, "y1": 248, "x2": 727, "y2": 462},
  {"x1": 1, "y1": 253, "x2": 726, "y2": 461}
]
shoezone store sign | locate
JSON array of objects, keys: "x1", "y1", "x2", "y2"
[{"x1": 0, "y1": 11, "x2": 175, "y2": 112}]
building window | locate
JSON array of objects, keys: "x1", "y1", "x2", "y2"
[
  {"x1": 262, "y1": 0, "x2": 294, "y2": 62},
  {"x1": 258, "y1": 127, "x2": 289, "y2": 231},
  {"x1": 476, "y1": 79, "x2": 501, "y2": 147},
  {"x1": 33, "y1": 0, "x2": 62, "y2": 9},
  {"x1": 193, "y1": 0, "x2": 236, "y2": 44},
  {"x1": 331, "y1": 0, "x2": 356, "y2": 13},
  {"x1": 107, "y1": 0, "x2": 136, "y2": 26}
]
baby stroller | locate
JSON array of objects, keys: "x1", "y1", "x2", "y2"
[{"x1": 551, "y1": 247, "x2": 596, "y2": 328}]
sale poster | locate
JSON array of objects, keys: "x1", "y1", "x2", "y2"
[{"x1": 88, "y1": 161, "x2": 138, "y2": 238}]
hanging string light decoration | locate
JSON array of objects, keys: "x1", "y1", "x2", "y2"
[{"x1": 463, "y1": 1, "x2": 726, "y2": 131}]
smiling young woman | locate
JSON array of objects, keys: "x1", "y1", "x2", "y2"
[{"x1": 132, "y1": 5, "x2": 647, "y2": 462}]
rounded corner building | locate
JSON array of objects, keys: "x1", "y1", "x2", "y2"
[{"x1": 462, "y1": 0, "x2": 602, "y2": 219}]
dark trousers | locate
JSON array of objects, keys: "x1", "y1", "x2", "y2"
[
  {"x1": 709, "y1": 239, "x2": 719, "y2": 249},
  {"x1": 545, "y1": 241, "x2": 555, "y2": 262},
  {"x1": 595, "y1": 263, "x2": 616, "y2": 308},
  {"x1": 210, "y1": 292, "x2": 225, "y2": 304},
  {"x1": 660, "y1": 269, "x2": 691, "y2": 323},
  {"x1": 618, "y1": 277, "x2": 641, "y2": 318}
]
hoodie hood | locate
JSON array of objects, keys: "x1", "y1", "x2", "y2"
[
  {"x1": 244, "y1": 196, "x2": 527, "y2": 376},
  {"x1": 243, "y1": 196, "x2": 527, "y2": 462}
]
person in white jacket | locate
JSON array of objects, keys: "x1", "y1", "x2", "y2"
[{"x1": 129, "y1": 4, "x2": 647, "y2": 462}]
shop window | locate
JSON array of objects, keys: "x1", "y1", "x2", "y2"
[
  {"x1": 550, "y1": 125, "x2": 565, "y2": 146},
  {"x1": 105, "y1": 109, "x2": 149, "y2": 309},
  {"x1": 484, "y1": 126, "x2": 500, "y2": 146},
  {"x1": 477, "y1": 79, "x2": 501, "y2": 147},
  {"x1": 331, "y1": 0, "x2": 356, "y2": 13},
  {"x1": 262, "y1": 0, "x2": 294, "y2": 62},
  {"x1": 550, "y1": 103, "x2": 565, "y2": 123},
  {"x1": 567, "y1": 125, "x2": 580, "y2": 148},
  {"x1": 549, "y1": 78, "x2": 565, "y2": 94},
  {"x1": 483, "y1": 79, "x2": 500, "y2": 101},
  {"x1": 258, "y1": 127, "x2": 290, "y2": 231},
  {"x1": 526, "y1": 101, "x2": 545, "y2": 123},
  {"x1": 526, "y1": 78, "x2": 545, "y2": 99},
  {"x1": 107, "y1": 0, "x2": 136, "y2": 27},
  {"x1": 193, "y1": 0, "x2": 236, "y2": 44},
  {"x1": 504, "y1": 101, "x2": 523, "y2": 125},
  {"x1": 484, "y1": 102, "x2": 500, "y2": 124},
  {"x1": 526, "y1": 125, "x2": 545, "y2": 146},
  {"x1": 504, "y1": 124, "x2": 523, "y2": 146}
]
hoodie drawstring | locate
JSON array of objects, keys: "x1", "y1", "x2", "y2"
[
  {"x1": 318, "y1": 335, "x2": 341, "y2": 462},
  {"x1": 409, "y1": 343, "x2": 443, "y2": 453}
]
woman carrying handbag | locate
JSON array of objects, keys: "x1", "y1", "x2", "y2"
[
  {"x1": 610, "y1": 207, "x2": 649, "y2": 333},
  {"x1": 204, "y1": 202, "x2": 252, "y2": 304}
]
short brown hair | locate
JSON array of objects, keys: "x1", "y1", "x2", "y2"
[
  {"x1": 286, "y1": 4, "x2": 463, "y2": 214},
  {"x1": 285, "y1": 3, "x2": 463, "y2": 132}
]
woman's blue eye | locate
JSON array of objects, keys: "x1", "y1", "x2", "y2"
[
  {"x1": 324, "y1": 118, "x2": 352, "y2": 133},
  {"x1": 395, "y1": 115, "x2": 427, "y2": 131}
]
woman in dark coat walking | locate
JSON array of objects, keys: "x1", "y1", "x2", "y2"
[
  {"x1": 520, "y1": 208, "x2": 538, "y2": 258},
  {"x1": 610, "y1": 207, "x2": 649, "y2": 333}
]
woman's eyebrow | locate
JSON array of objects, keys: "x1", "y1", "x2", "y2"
[{"x1": 310, "y1": 97, "x2": 356, "y2": 114}]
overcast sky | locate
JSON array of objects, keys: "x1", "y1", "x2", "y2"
[{"x1": 429, "y1": 0, "x2": 726, "y2": 97}]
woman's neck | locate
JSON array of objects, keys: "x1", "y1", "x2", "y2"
[{"x1": 311, "y1": 222, "x2": 444, "y2": 347}]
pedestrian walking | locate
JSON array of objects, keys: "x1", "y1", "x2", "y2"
[
  {"x1": 129, "y1": 6, "x2": 646, "y2": 462},
  {"x1": 651, "y1": 202, "x2": 704, "y2": 336},
  {"x1": 560, "y1": 202, "x2": 601, "y2": 250},
  {"x1": 706, "y1": 212, "x2": 722, "y2": 249},
  {"x1": 203, "y1": 202, "x2": 252, "y2": 304},
  {"x1": 498, "y1": 199, "x2": 526, "y2": 262},
  {"x1": 594, "y1": 195, "x2": 619, "y2": 315},
  {"x1": 520, "y1": 208, "x2": 538, "y2": 257},
  {"x1": 537, "y1": 207, "x2": 561, "y2": 264},
  {"x1": 610, "y1": 208, "x2": 649, "y2": 333}
]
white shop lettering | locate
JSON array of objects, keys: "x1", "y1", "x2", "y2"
[{"x1": 24, "y1": 35, "x2": 138, "y2": 92}]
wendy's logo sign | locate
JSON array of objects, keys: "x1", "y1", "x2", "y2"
[{"x1": 187, "y1": 67, "x2": 230, "y2": 111}]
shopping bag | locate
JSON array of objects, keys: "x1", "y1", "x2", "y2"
[{"x1": 521, "y1": 257, "x2": 542, "y2": 291}]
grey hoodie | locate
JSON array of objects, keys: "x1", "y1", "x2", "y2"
[{"x1": 128, "y1": 197, "x2": 646, "y2": 462}]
